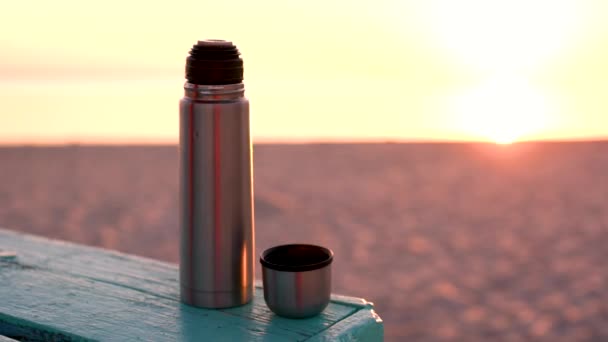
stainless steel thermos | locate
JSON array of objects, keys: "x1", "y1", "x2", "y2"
[{"x1": 179, "y1": 40, "x2": 254, "y2": 308}]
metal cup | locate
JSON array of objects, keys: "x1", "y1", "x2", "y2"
[{"x1": 260, "y1": 244, "x2": 334, "y2": 318}]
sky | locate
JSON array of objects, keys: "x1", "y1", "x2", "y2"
[{"x1": 1, "y1": 0, "x2": 608, "y2": 144}]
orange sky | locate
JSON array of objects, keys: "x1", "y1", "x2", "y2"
[{"x1": 1, "y1": 0, "x2": 608, "y2": 144}]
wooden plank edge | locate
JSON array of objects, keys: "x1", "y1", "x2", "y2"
[
  {"x1": 253, "y1": 282, "x2": 374, "y2": 310},
  {"x1": 305, "y1": 308, "x2": 384, "y2": 342},
  {"x1": 0, "y1": 313, "x2": 87, "y2": 342}
]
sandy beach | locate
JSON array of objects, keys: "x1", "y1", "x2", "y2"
[{"x1": 1, "y1": 142, "x2": 607, "y2": 341}]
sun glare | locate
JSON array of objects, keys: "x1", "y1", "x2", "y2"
[
  {"x1": 450, "y1": 75, "x2": 553, "y2": 144},
  {"x1": 418, "y1": 0, "x2": 582, "y2": 71}
]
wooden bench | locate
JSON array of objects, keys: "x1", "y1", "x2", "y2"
[{"x1": 0, "y1": 228, "x2": 383, "y2": 341}]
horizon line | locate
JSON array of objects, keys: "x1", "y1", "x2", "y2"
[{"x1": 1, "y1": 137, "x2": 608, "y2": 147}]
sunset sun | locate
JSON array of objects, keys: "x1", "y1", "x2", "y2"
[
  {"x1": 413, "y1": 0, "x2": 582, "y2": 144},
  {"x1": 450, "y1": 75, "x2": 553, "y2": 144}
]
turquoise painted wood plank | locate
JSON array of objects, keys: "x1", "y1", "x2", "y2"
[{"x1": 0, "y1": 228, "x2": 383, "y2": 341}]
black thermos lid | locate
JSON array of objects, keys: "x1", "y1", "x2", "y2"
[{"x1": 185, "y1": 40, "x2": 244, "y2": 85}]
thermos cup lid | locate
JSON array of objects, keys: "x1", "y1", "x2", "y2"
[
  {"x1": 260, "y1": 244, "x2": 334, "y2": 318},
  {"x1": 260, "y1": 244, "x2": 334, "y2": 272},
  {"x1": 186, "y1": 40, "x2": 243, "y2": 85}
]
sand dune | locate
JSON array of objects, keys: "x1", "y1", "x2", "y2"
[{"x1": 1, "y1": 142, "x2": 607, "y2": 341}]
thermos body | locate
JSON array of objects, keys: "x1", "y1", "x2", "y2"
[
  {"x1": 179, "y1": 85, "x2": 254, "y2": 308},
  {"x1": 179, "y1": 40, "x2": 254, "y2": 309}
]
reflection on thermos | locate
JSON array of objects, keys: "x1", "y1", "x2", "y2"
[{"x1": 179, "y1": 40, "x2": 254, "y2": 308}]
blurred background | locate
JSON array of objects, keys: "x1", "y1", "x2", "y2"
[{"x1": 1, "y1": 0, "x2": 608, "y2": 340}]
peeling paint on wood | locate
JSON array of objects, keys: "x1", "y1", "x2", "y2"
[
  {"x1": 0, "y1": 228, "x2": 383, "y2": 341},
  {"x1": 0, "y1": 335, "x2": 19, "y2": 342}
]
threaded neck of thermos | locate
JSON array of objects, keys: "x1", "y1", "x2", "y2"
[{"x1": 185, "y1": 40, "x2": 244, "y2": 85}]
